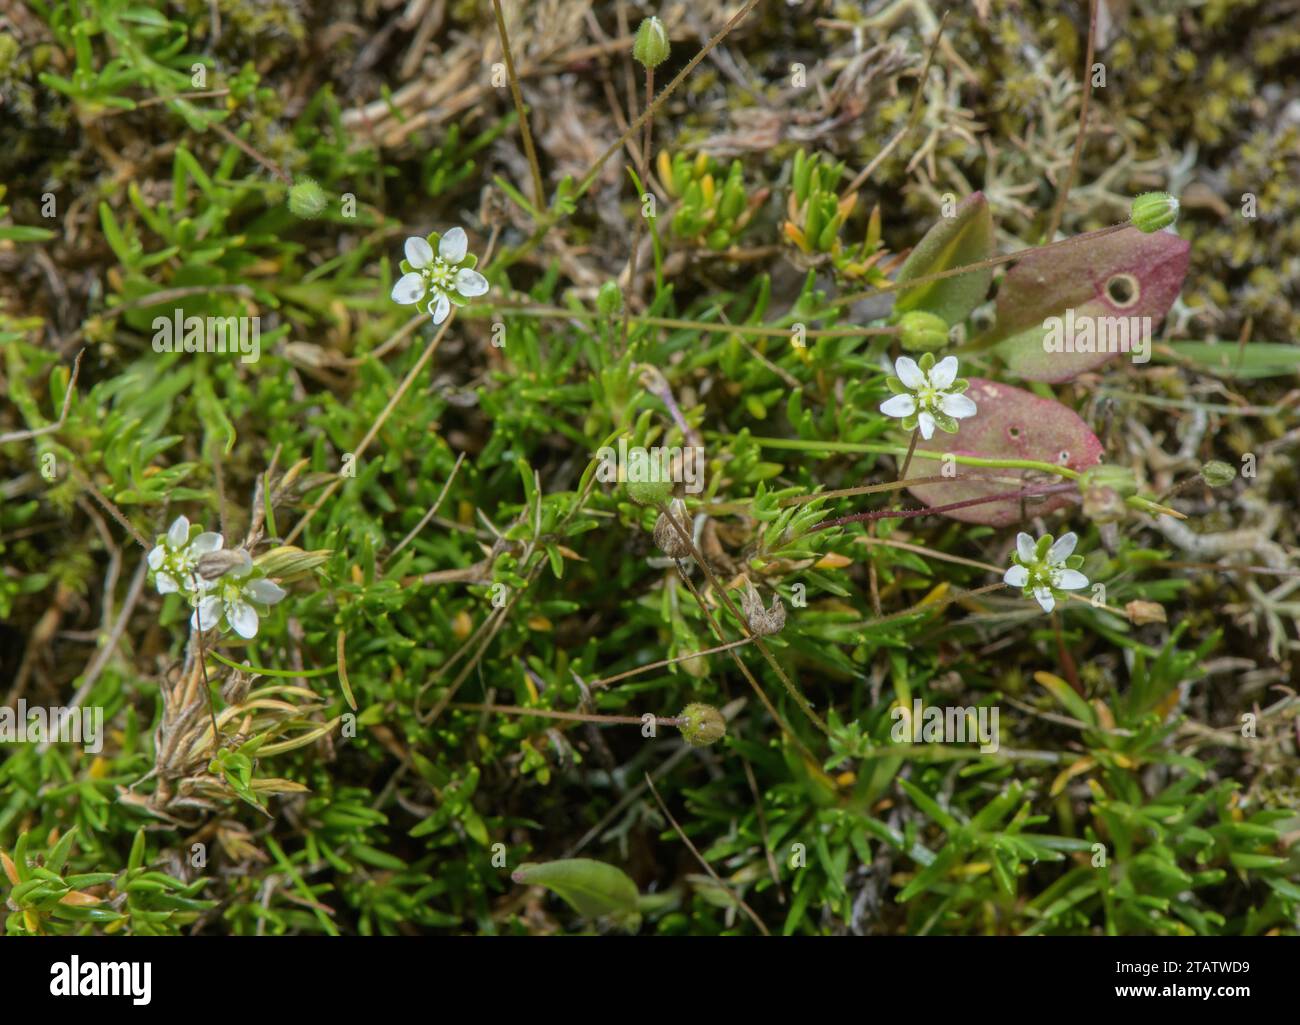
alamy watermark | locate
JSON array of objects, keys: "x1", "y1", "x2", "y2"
[
  {"x1": 0, "y1": 701, "x2": 102, "y2": 753},
  {"x1": 151, "y1": 308, "x2": 261, "y2": 364},
  {"x1": 1042, "y1": 309, "x2": 1151, "y2": 364},
  {"x1": 891, "y1": 699, "x2": 999, "y2": 753},
  {"x1": 595, "y1": 438, "x2": 706, "y2": 494},
  {"x1": 50, "y1": 956, "x2": 151, "y2": 1005}
]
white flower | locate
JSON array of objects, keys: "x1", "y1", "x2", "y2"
[
  {"x1": 191, "y1": 549, "x2": 287, "y2": 639},
  {"x1": 1003, "y1": 531, "x2": 1090, "y2": 613},
  {"x1": 390, "y1": 227, "x2": 489, "y2": 324},
  {"x1": 879, "y1": 354, "x2": 977, "y2": 440},
  {"x1": 147, "y1": 516, "x2": 223, "y2": 596},
  {"x1": 149, "y1": 516, "x2": 289, "y2": 638}
]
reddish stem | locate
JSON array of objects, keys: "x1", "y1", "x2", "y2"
[{"x1": 810, "y1": 481, "x2": 1076, "y2": 533}]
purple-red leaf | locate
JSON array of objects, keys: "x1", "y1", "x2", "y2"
[
  {"x1": 990, "y1": 227, "x2": 1190, "y2": 382},
  {"x1": 903, "y1": 379, "x2": 1102, "y2": 526}
]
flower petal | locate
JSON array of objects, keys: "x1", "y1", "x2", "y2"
[
  {"x1": 167, "y1": 516, "x2": 190, "y2": 548},
  {"x1": 228, "y1": 600, "x2": 260, "y2": 639},
  {"x1": 155, "y1": 572, "x2": 179, "y2": 595},
  {"x1": 455, "y1": 267, "x2": 488, "y2": 298},
  {"x1": 894, "y1": 356, "x2": 926, "y2": 390},
  {"x1": 226, "y1": 549, "x2": 254, "y2": 578},
  {"x1": 439, "y1": 226, "x2": 468, "y2": 264},
  {"x1": 147, "y1": 545, "x2": 166, "y2": 570},
  {"x1": 193, "y1": 595, "x2": 222, "y2": 631},
  {"x1": 429, "y1": 292, "x2": 451, "y2": 324},
  {"x1": 391, "y1": 271, "x2": 426, "y2": 305},
  {"x1": 1032, "y1": 587, "x2": 1056, "y2": 613},
  {"x1": 1056, "y1": 569, "x2": 1089, "y2": 590},
  {"x1": 404, "y1": 236, "x2": 434, "y2": 268},
  {"x1": 1048, "y1": 531, "x2": 1078, "y2": 563},
  {"x1": 245, "y1": 577, "x2": 287, "y2": 605},
  {"x1": 917, "y1": 410, "x2": 936, "y2": 440},
  {"x1": 1003, "y1": 564, "x2": 1029, "y2": 587},
  {"x1": 929, "y1": 355, "x2": 959, "y2": 390},
  {"x1": 190, "y1": 531, "x2": 224, "y2": 555},
  {"x1": 879, "y1": 393, "x2": 917, "y2": 418},
  {"x1": 1016, "y1": 532, "x2": 1037, "y2": 564},
  {"x1": 938, "y1": 392, "x2": 978, "y2": 418}
]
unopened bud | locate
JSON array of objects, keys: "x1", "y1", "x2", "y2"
[
  {"x1": 254, "y1": 545, "x2": 332, "y2": 584},
  {"x1": 1125, "y1": 600, "x2": 1167, "y2": 625},
  {"x1": 632, "y1": 16, "x2": 670, "y2": 69},
  {"x1": 1130, "y1": 191, "x2": 1179, "y2": 233},
  {"x1": 597, "y1": 280, "x2": 623, "y2": 317},
  {"x1": 626, "y1": 476, "x2": 674, "y2": 507},
  {"x1": 288, "y1": 177, "x2": 328, "y2": 219},
  {"x1": 896, "y1": 310, "x2": 950, "y2": 352},
  {"x1": 677, "y1": 702, "x2": 725, "y2": 746},
  {"x1": 1200, "y1": 460, "x2": 1236, "y2": 488}
]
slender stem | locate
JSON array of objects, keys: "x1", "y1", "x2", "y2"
[
  {"x1": 589, "y1": 635, "x2": 758, "y2": 690},
  {"x1": 0, "y1": 349, "x2": 83, "y2": 444},
  {"x1": 645, "y1": 772, "x2": 771, "y2": 936},
  {"x1": 810, "y1": 482, "x2": 1076, "y2": 533},
  {"x1": 619, "y1": 64, "x2": 654, "y2": 351},
  {"x1": 451, "y1": 702, "x2": 681, "y2": 727},
  {"x1": 670, "y1": 554, "x2": 821, "y2": 768},
  {"x1": 494, "y1": 0, "x2": 759, "y2": 276},
  {"x1": 1044, "y1": 0, "x2": 1099, "y2": 241},
  {"x1": 753, "y1": 436, "x2": 1179, "y2": 516},
  {"x1": 285, "y1": 311, "x2": 453, "y2": 545},
  {"x1": 573, "y1": 0, "x2": 761, "y2": 203},
  {"x1": 187, "y1": 572, "x2": 222, "y2": 759},
  {"x1": 777, "y1": 472, "x2": 1026, "y2": 507},
  {"x1": 752, "y1": 435, "x2": 1083, "y2": 480},
  {"x1": 491, "y1": 0, "x2": 546, "y2": 211},
  {"x1": 207, "y1": 121, "x2": 291, "y2": 183},
  {"x1": 833, "y1": 223, "x2": 1128, "y2": 310},
  {"x1": 480, "y1": 303, "x2": 899, "y2": 339},
  {"x1": 658, "y1": 503, "x2": 828, "y2": 734},
  {"x1": 898, "y1": 427, "x2": 921, "y2": 481},
  {"x1": 839, "y1": 11, "x2": 949, "y2": 199}
]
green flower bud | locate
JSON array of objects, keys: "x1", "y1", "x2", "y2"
[
  {"x1": 1130, "y1": 191, "x2": 1179, "y2": 233},
  {"x1": 288, "y1": 177, "x2": 328, "y2": 219},
  {"x1": 677, "y1": 703, "x2": 725, "y2": 747},
  {"x1": 625, "y1": 477, "x2": 673, "y2": 507},
  {"x1": 632, "y1": 16, "x2": 670, "y2": 69},
  {"x1": 596, "y1": 280, "x2": 623, "y2": 317},
  {"x1": 254, "y1": 545, "x2": 333, "y2": 584},
  {"x1": 897, "y1": 310, "x2": 951, "y2": 352},
  {"x1": 1200, "y1": 460, "x2": 1236, "y2": 488}
]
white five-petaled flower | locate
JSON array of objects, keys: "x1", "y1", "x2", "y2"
[
  {"x1": 390, "y1": 227, "x2": 489, "y2": 324},
  {"x1": 148, "y1": 515, "x2": 288, "y2": 638},
  {"x1": 879, "y1": 354, "x2": 977, "y2": 441},
  {"x1": 191, "y1": 548, "x2": 287, "y2": 640},
  {"x1": 147, "y1": 516, "x2": 223, "y2": 596},
  {"x1": 1003, "y1": 531, "x2": 1090, "y2": 613}
]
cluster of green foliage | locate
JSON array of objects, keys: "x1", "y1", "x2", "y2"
[{"x1": 1, "y1": 0, "x2": 1297, "y2": 936}]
